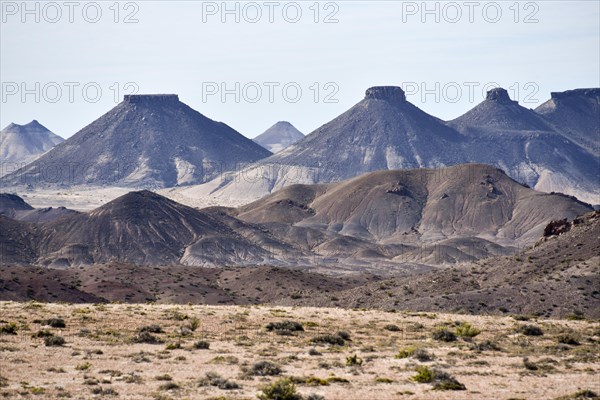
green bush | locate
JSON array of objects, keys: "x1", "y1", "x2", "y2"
[
  {"x1": 395, "y1": 346, "x2": 416, "y2": 359},
  {"x1": 411, "y1": 366, "x2": 435, "y2": 383},
  {"x1": 257, "y1": 378, "x2": 302, "y2": 400},
  {"x1": 345, "y1": 354, "x2": 363, "y2": 366},
  {"x1": 455, "y1": 322, "x2": 480, "y2": 338},
  {"x1": 412, "y1": 367, "x2": 466, "y2": 391},
  {"x1": 0, "y1": 322, "x2": 18, "y2": 335}
]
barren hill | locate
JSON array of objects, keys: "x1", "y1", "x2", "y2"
[{"x1": 1, "y1": 95, "x2": 271, "y2": 188}]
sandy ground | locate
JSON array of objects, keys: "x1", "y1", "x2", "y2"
[
  {"x1": 6, "y1": 187, "x2": 242, "y2": 212},
  {"x1": 0, "y1": 302, "x2": 598, "y2": 400}
]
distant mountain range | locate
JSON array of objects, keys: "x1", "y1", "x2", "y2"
[
  {"x1": 0, "y1": 120, "x2": 63, "y2": 177},
  {"x1": 253, "y1": 121, "x2": 304, "y2": 153},
  {"x1": 191, "y1": 86, "x2": 599, "y2": 204},
  {"x1": 1, "y1": 95, "x2": 271, "y2": 188},
  {"x1": 1, "y1": 164, "x2": 591, "y2": 269},
  {"x1": 1, "y1": 86, "x2": 598, "y2": 204}
]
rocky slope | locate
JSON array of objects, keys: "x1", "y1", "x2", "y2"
[
  {"x1": 0, "y1": 120, "x2": 63, "y2": 177},
  {"x1": 183, "y1": 86, "x2": 599, "y2": 205},
  {"x1": 1, "y1": 95, "x2": 271, "y2": 188},
  {"x1": 253, "y1": 121, "x2": 304, "y2": 153},
  {"x1": 535, "y1": 88, "x2": 600, "y2": 155},
  {"x1": 0, "y1": 165, "x2": 592, "y2": 269}
]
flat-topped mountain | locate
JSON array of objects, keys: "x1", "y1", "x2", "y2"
[
  {"x1": 253, "y1": 121, "x2": 304, "y2": 153},
  {"x1": 535, "y1": 88, "x2": 600, "y2": 155},
  {"x1": 187, "y1": 86, "x2": 598, "y2": 205},
  {"x1": 0, "y1": 120, "x2": 63, "y2": 176},
  {"x1": 1, "y1": 95, "x2": 271, "y2": 188}
]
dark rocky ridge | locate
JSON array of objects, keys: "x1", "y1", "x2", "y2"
[
  {"x1": 364, "y1": 86, "x2": 407, "y2": 102},
  {"x1": 485, "y1": 87, "x2": 515, "y2": 104}
]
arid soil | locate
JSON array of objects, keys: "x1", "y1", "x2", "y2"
[{"x1": 0, "y1": 302, "x2": 598, "y2": 400}]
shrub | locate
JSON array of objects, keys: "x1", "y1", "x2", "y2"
[
  {"x1": 257, "y1": 378, "x2": 301, "y2": 400},
  {"x1": 0, "y1": 375, "x2": 8, "y2": 388},
  {"x1": 44, "y1": 318, "x2": 66, "y2": 328},
  {"x1": 0, "y1": 322, "x2": 18, "y2": 335},
  {"x1": 432, "y1": 328, "x2": 457, "y2": 342},
  {"x1": 517, "y1": 325, "x2": 544, "y2": 336},
  {"x1": 32, "y1": 329, "x2": 54, "y2": 338},
  {"x1": 187, "y1": 317, "x2": 200, "y2": 332},
  {"x1": 165, "y1": 342, "x2": 181, "y2": 350},
  {"x1": 470, "y1": 340, "x2": 501, "y2": 352},
  {"x1": 159, "y1": 382, "x2": 180, "y2": 391},
  {"x1": 345, "y1": 354, "x2": 363, "y2": 366},
  {"x1": 252, "y1": 361, "x2": 282, "y2": 376},
  {"x1": 411, "y1": 366, "x2": 435, "y2": 383},
  {"x1": 266, "y1": 320, "x2": 304, "y2": 333},
  {"x1": 138, "y1": 324, "x2": 163, "y2": 334},
  {"x1": 557, "y1": 334, "x2": 580, "y2": 346},
  {"x1": 395, "y1": 346, "x2": 416, "y2": 359},
  {"x1": 155, "y1": 374, "x2": 172, "y2": 381},
  {"x1": 412, "y1": 349, "x2": 435, "y2": 362},
  {"x1": 306, "y1": 395, "x2": 325, "y2": 400},
  {"x1": 383, "y1": 324, "x2": 400, "y2": 332},
  {"x1": 311, "y1": 331, "x2": 349, "y2": 346},
  {"x1": 412, "y1": 367, "x2": 465, "y2": 390},
  {"x1": 198, "y1": 372, "x2": 240, "y2": 390},
  {"x1": 455, "y1": 322, "x2": 480, "y2": 338},
  {"x1": 193, "y1": 340, "x2": 210, "y2": 350},
  {"x1": 44, "y1": 335, "x2": 65, "y2": 347},
  {"x1": 132, "y1": 331, "x2": 163, "y2": 344},
  {"x1": 76, "y1": 362, "x2": 92, "y2": 371},
  {"x1": 308, "y1": 348, "x2": 322, "y2": 356}
]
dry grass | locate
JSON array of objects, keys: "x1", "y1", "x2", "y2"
[{"x1": 0, "y1": 301, "x2": 598, "y2": 399}]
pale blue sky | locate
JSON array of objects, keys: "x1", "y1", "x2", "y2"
[{"x1": 1, "y1": 1, "x2": 599, "y2": 139}]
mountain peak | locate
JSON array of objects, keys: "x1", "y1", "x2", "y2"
[
  {"x1": 123, "y1": 94, "x2": 179, "y2": 104},
  {"x1": 365, "y1": 86, "x2": 406, "y2": 102},
  {"x1": 550, "y1": 88, "x2": 600, "y2": 101},
  {"x1": 485, "y1": 88, "x2": 514, "y2": 104}
]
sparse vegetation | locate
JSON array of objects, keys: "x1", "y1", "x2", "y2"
[
  {"x1": 517, "y1": 324, "x2": 544, "y2": 336},
  {"x1": 432, "y1": 327, "x2": 457, "y2": 342},
  {"x1": 266, "y1": 320, "x2": 304, "y2": 335},
  {"x1": 257, "y1": 378, "x2": 301, "y2": 400},
  {"x1": 455, "y1": 322, "x2": 480, "y2": 338},
  {"x1": 193, "y1": 340, "x2": 210, "y2": 349},
  {"x1": 0, "y1": 302, "x2": 596, "y2": 399},
  {"x1": 44, "y1": 335, "x2": 65, "y2": 347},
  {"x1": 252, "y1": 361, "x2": 282, "y2": 376}
]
